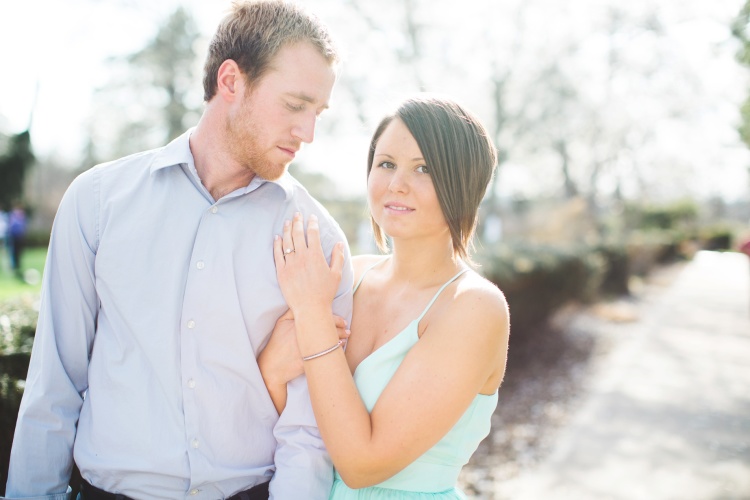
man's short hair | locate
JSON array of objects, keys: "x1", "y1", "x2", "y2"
[{"x1": 203, "y1": 0, "x2": 339, "y2": 102}]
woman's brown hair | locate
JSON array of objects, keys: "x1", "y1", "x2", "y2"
[{"x1": 367, "y1": 95, "x2": 497, "y2": 264}]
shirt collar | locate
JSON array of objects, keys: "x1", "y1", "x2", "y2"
[
  {"x1": 149, "y1": 128, "x2": 195, "y2": 173},
  {"x1": 149, "y1": 128, "x2": 295, "y2": 201}
]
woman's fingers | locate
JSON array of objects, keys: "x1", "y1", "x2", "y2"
[
  {"x1": 306, "y1": 214, "x2": 321, "y2": 251},
  {"x1": 332, "y1": 314, "x2": 350, "y2": 348},
  {"x1": 330, "y1": 241, "x2": 346, "y2": 277},
  {"x1": 307, "y1": 214, "x2": 344, "y2": 278},
  {"x1": 278, "y1": 218, "x2": 295, "y2": 262},
  {"x1": 332, "y1": 315, "x2": 346, "y2": 329},
  {"x1": 291, "y1": 212, "x2": 306, "y2": 252},
  {"x1": 276, "y1": 213, "x2": 343, "y2": 277},
  {"x1": 273, "y1": 234, "x2": 285, "y2": 269}
]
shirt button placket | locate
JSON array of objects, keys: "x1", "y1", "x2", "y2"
[{"x1": 181, "y1": 204, "x2": 216, "y2": 498}]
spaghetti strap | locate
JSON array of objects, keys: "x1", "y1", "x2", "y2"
[
  {"x1": 353, "y1": 256, "x2": 390, "y2": 293},
  {"x1": 416, "y1": 268, "x2": 470, "y2": 323}
]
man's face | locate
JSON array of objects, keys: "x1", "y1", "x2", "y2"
[{"x1": 226, "y1": 42, "x2": 336, "y2": 181}]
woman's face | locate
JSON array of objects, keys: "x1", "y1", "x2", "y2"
[{"x1": 367, "y1": 118, "x2": 449, "y2": 243}]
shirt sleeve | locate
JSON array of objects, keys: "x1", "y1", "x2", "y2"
[
  {"x1": 269, "y1": 220, "x2": 353, "y2": 499},
  {"x1": 4, "y1": 171, "x2": 99, "y2": 498}
]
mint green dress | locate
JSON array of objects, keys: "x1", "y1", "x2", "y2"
[{"x1": 329, "y1": 261, "x2": 498, "y2": 499}]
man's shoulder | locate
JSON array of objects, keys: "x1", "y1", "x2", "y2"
[
  {"x1": 282, "y1": 172, "x2": 346, "y2": 239},
  {"x1": 283, "y1": 173, "x2": 332, "y2": 217},
  {"x1": 63, "y1": 145, "x2": 173, "y2": 206},
  {"x1": 86, "y1": 146, "x2": 167, "y2": 177}
]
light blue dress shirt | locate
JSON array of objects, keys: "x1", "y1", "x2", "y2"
[{"x1": 4, "y1": 129, "x2": 353, "y2": 500}]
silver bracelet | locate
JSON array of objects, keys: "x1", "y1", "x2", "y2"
[{"x1": 302, "y1": 339, "x2": 344, "y2": 361}]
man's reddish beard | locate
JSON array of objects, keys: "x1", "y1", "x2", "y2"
[{"x1": 225, "y1": 99, "x2": 291, "y2": 182}]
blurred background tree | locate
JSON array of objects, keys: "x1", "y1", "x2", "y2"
[
  {"x1": 733, "y1": 0, "x2": 750, "y2": 150},
  {"x1": 83, "y1": 6, "x2": 202, "y2": 165},
  {"x1": 733, "y1": 1, "x2": 750, "y2": 136},
  {"x1": 0, "y1": 131, "x2": 34, "y2": 212},
  {"x1": 0, "y1": 0, "x2": 745, "y2": 253}
]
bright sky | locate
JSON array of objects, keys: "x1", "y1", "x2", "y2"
[
  {"x1": 0, "y1": 0, "x2": 222, "y2": 157},
  {"x1": 1, "y1": 0, "x2": 749, "y2": 201}
]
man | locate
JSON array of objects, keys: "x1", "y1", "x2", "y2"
[{"x1": 4, "y1": 1, "x2": 353, "y2": 499}]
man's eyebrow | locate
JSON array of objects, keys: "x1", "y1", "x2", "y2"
[{"x1": 285, "y1": 92, "x2": 329, "y2": 109}]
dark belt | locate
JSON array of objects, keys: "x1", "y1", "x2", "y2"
[{"x1": 80, "y1": 479, "x2": 270, "y2": 500}]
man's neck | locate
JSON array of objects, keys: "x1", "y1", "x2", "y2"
[{"x1": 189, "y1": 119, "x2": 255, "y2": 201}]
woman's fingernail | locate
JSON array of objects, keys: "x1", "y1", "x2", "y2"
[{"x1": 284, "y1": 220, "x2": 290, "y2": 228}]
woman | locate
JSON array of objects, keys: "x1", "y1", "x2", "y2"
[{"x1": 261, "y1": 94, "x2": 509, "y2": 498}]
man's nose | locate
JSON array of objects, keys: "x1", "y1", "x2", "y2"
[{"x1": 292, "y1": 112, "x2": 317, "y2": 144}]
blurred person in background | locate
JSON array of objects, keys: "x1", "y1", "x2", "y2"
[
  {"x1": 7, "y1": 204, "x2": 27, "y2": 278},
  {"x1": 4, "y1": 1, "x2": 352, "y2": 499},
  {"x1": 0, "y1": 209, "x2": 7, "y2": 271},
  {"x1": 260, "y1": 95, "x2": 510, "y2": 499}
]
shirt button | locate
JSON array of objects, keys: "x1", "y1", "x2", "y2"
[
  {"x1": 187, "y1": 379, "x2": 196, "y2": 389},
  {"x1": 187, "y1": 320, "x2": 196, "y2": 329},
  {"x1": 196, "y1": 261, "x2": 205, "y2": 270},
  {"x1": 191, "y1": 438, "x2": 200, "y2": 448},
  {"x1": 189, "y1": 489, "x2": 199, "y2": 496},
  {"x1": 210, "y1": 206, "x2": 218, "y2": 214}
]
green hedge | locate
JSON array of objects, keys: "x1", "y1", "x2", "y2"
[
  {"x1": 477, "y1": 236, "x2": 688, "y2": 334},
  {"x1": 0, "y1": 296, "x2": 36, "y2": 489},
  {"x1": 479, "y1": 243, "x2": 607, "y2": 333}
]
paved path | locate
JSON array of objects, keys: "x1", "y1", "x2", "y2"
[{"x1": 497, "y1": 251, "x2": 750, "y2": 500}]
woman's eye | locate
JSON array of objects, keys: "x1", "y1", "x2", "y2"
[
  {"x1": 379, "y1": 161, "x2": 396, "y2": 169},
  {"x1": 286, "y1": 103, "x2": 304, "y2": 112},
  {"x1": 416, "y1": 165, "x2": 430, "y2": 174}
]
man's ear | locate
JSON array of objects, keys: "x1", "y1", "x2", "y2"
[{"x1": 216, "y1": 59, "x2": 244, "y2": 102}]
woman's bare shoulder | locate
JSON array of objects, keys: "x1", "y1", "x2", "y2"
[
  {"x1": 448, "y1": 270, "x2": 509, "y2": 332},
  {"x1": 352, "y1": 254, "x2": 389, "y2": 286},
  {"x1": 457, "y1": 270, "x2": 507, "y2": 305}
]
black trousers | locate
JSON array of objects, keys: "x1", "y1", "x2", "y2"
[{"x1": 79, "y1": 479, "x2": 270, "y2": 500}]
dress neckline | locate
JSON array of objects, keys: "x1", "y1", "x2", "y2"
[{"x1": 351, "y1": 261, "x2": 469, "y2": 377}]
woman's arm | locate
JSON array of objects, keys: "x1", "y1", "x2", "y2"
[
  {"x1": 257, "y1": 310, "x2": 299, "y2": 414},
  {"x1": 258, "y1": 310, "x2": 350, "y2": 414},
  {"x1": 274, "y1": 213, "x2": 509, "y2": 488}
]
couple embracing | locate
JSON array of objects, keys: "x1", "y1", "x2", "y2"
[{"x1": 5, "y1": 1, "x2": 509, "y2": 499}]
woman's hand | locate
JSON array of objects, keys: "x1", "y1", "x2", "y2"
[
  {"x1": 258, "y1": 309, "x2": 349, "y2": 414},
  {"x1": 258, "y1": 310, "x2": 300, "y2": 393},
  {"x1": 273, "y1": 212, "x2": 345, "y2": 315}
]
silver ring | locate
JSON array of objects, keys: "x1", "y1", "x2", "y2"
[{"x1": 284, "y1": 248, "x2": 295, "y2": 255}]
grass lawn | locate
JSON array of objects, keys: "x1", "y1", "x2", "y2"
[{"x1": 0, "y1": 247, "x2": 47, "y2": 301}]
